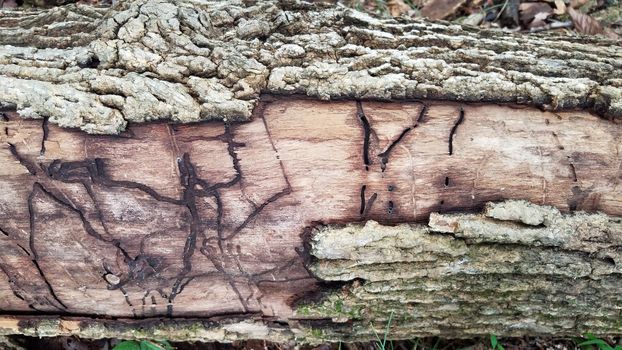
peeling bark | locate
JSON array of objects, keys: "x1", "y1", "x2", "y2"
[
  {"x1": 307, "y1": 201, "x2": 622, "y2": 339},
  {"x1": 1, "y1": 97, "x2": 622, "y2": 341},
  {"x1": 1, "y1": 0, "x2": 622, "y2": 343},
  {"x1": 0, "y1": 0, "x2": 621, "y2": 133}
]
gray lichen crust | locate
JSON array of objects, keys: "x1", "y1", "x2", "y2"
[
  {"x1": 0, "y1": 1, "x2": 621, "y2": 133},
  {"x1": 304, "y1": 200, "x2": 622, "y2": 340},
  {"x1": 0, "y1": 317, "x2": 298, "y2": 344}
]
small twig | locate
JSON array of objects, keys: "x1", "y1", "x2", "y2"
[
  {"x1": 529, "y1": 20, "x2": 574, "y2": 32},
  {"x1": 494, "y1": 0, "x2": 509, "y2": 21},
  {"x1": 481, "y1": 3, "x2": 507, "y2": 11}
]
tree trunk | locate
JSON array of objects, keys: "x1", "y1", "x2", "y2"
[{"x1": 0, "y1": 0, "x2": 622, "y2": 343}]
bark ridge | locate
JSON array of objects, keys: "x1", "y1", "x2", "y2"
[
  {"x1": 306, "y1": 200, "x2": 622, "y2": 339},
  {"x1": 0, "y1": 0, "x2": 621, "y2": 133}
]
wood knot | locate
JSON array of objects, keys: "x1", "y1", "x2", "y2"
[{"x1": 104, "y1": 273, "x2": 121, "y2": 286}]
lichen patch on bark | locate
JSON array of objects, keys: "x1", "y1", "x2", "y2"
[
  {"x1": 0, "y1": 316, "x2": 296, "y2": 344},
  {"x1": 303, "y1": 200, "x2": 622, "y2": 340}
]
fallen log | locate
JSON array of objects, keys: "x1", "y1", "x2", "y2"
[{"x1": 0, "y1": 0, "x2": 621, "y2": 343}]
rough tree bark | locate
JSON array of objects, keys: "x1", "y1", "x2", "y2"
[{"x1": 0, "y1": 0, "x2": 621, "y2": 344}]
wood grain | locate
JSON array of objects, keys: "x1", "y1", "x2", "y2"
[{"x1": 1, "y1": 98, "x2": 621, "y2": 322}]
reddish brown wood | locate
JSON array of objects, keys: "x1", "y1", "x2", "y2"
[{"x1": 1, "y1": 98, "x2": 621, "y2": 320}]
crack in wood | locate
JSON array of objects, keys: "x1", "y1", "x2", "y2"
[
  {"x1": 363, "y1": 193, "x2": 377, "y2": 217},
  {"x1": 568, "y1": 157, "x2": 579, "y2": 182},
  {"x1": 8, "y1": 143, "x2": 37, "y2": 175},
  {"x1": 40, "y1": 117, "x2": 48, "y2": 156},
  {"x1": 378, "y1": 127, "x2": 412, "y2": 172},
  {"x1": 0, "y1": 264, "x2": 38, "y2": 311},
  {"x1": 448, "y1": 107, "x2": 465, "y2": 156},
  {"x1": 10, "y1": 113, "x2": 299, "y2": 318},
  {"x1": 377, "y1": 104, "x2": 428, "y2": 172},
  {"x1": 168, "y1": 153, "x2": 203, "y2": 317},
  {"x1": 356, "y1": 101, "x2": 371, "y2": 171},
  {"x1": 359, "y1": 185, "x2": 366, "y2": 215},
  {"x1": 26, "y1": 185, "x2": 68, "y2": 311}
]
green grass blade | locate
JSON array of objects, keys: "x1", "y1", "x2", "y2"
[
  {"x1": 490, "y1": 335, "x2": 506, "y2": 350},
  {"x1": 382, "y1": 311, "x2": 394, "y2": 350},
  {"x1": 578, "y1": 339, "x2": 613, "y2": 350},
  {"x1": 113, "y1": 341, "x2": 141, "y2": 350}
]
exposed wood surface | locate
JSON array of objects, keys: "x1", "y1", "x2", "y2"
[
  {"x1": 1, "y1": 98, "x2": 622, "y2": 340},
  {"x1": 0, "y1": 0, "x2": 621, "y2": 134},
  {"x1": 1, "y1": 0, "x2": 622, "y2": 343}
]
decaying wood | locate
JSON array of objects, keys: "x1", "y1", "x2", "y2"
[
  {"x1": 0, "y1": 0, "x2": 621, "y2": 134},
  {"x1": 1, "y1": 0, "x2": 622, "y2": 343},
  {"x1": 1, "y1": 97, "x2": 622, "y2": 342}
]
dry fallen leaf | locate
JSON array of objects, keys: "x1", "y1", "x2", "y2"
[
  {"x1": 569, "y1": 0, "x2": 591, "y2": 9},
  {"x1": 604, "y1": 28, "x2": 621, "y2": 39},
  {"x1": 387, "y1": 0, "x2": 412, "y2": 17},
  {"x1": 553, "y1": 0, "x2": 566, "y2": 15},
  {"x1": 420, "y1": 0, "x2": 468, "y2": 19},
  {"x1": 467, "y1": 0, "x2": 485, "y2": 8},
  {"x1": 519, "y1": 2, "x2": 553, "y2": 26},
  {"x1": 567, "y1": 6, "x2": 604, "y2": 35},
  {"x1": 1, "y1": 0, "x2": 18, "y2": 7},
  {"x1": 462, "y1": 12, "x2": 485, "y2": 26},
  {"x1": 531, "y1": 11, "x2": 552, "y2": 27}
]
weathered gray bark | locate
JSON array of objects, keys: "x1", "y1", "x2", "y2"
[
  {"x1": 0, "y1": 0, "x2": 621, "y2": 133},
  {"x1": 308, "y1": 201, "x2": 622, "y2": 340}
]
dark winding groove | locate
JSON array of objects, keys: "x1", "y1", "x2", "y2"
[{"x1": 448, "y1": 107, "x2": 465, "y2": 156}]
